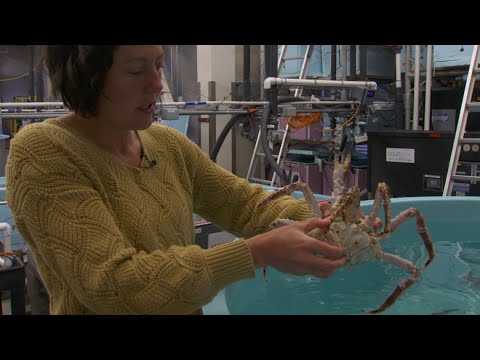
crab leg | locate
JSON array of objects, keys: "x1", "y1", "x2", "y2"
[
  {"x1": 258, "y1": 182, "x2": 321, "y2": 217},
  {"x1": 364, "y1": 182, "x2": 392, "y2": 234},
  {"x1": 368, "y1": 207, "x2": 435, "y2": 313},
  {"x1": 381, "y1": 208, "x2": 435, "y2": 268},
  {"x1": 331, "y1": 153, "x2": 351, "y2": 212},
  {"x1": 367, "y1": 252, "x2": 420, "y2": 314}
]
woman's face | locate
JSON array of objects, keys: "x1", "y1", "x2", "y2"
[{"x1": 96, "y1": 45, "x2": 164, "y2": 130}]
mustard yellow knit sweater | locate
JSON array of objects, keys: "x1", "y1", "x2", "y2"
[{"x1": 6, "y1": 118, "x2": 312, "y2": 314}]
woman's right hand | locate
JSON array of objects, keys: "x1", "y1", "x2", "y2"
[{"x1": 245, "y1": 217, "x2": 346, "y2": 278}]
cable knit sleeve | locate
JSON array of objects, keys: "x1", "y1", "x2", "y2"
[
  {"x1": 6, "y1": 125, "x2": 255, "y2": 314},
  {"x1": 164, "y1": 128, "x2": 313, "y2": 238}
]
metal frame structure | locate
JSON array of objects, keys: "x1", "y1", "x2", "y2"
[{"x1": 443, "y1": 45, "x2": 480, "y2": 196}]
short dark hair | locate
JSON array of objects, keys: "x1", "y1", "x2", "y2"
[{"x1": 44, "y1": 45, "x2": 118, "y2": 118}]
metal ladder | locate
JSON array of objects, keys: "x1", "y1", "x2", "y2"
[
  {"x1": 160, "y1": 68, "x2": 174, "y2": 103},
  {"x1": 247, "y1": 45, "x2": 315, "y2": 186},
  {"x1": 443, "y1": 45, "x2": 480, "y2": 196}
]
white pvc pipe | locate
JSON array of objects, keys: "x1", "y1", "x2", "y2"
[
  {"x1": 413, "y1": 45, "x2": 421, "y2": 130},
  {"x1": 160, "y1": 101, "x2": 269, "y2": 106},
  {"x1": 405, "y1": 45, "x2": 411, "y2": 130},
  {"x1": 2, "y1": 111, "x2": 252, "y2": 120},
  {"x1": 0, "y1": 222, "x2": 12, "y2": 253},
  {"x1": 264, "y1": 77, "x2": 377, "y2": 90},
  {"x1": 341, "y1": 45, "x2": 348, "y2": 100},
  {"x1": 395, "y1": 51, "x2": 402, "y2": 90},
  {"x1": 283, "y1": 100, "x2": 360, "y2": 105},
  {"x1": 260, "y1": 45, "x2": 266, "y2": 100},
  {"x1": 424, "y1": 45, "x2": 433, "y2": 131},
  {"x1": 1, "y1": 113, "x2": 70, "y2": 119},
  {"x1": 0, "y1": 100, "x2": 270, "y2": 109},
  {"x1": 0, "y1": 102, "x2": 63, "y2": 107}
]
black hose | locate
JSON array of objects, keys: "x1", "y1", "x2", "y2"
[
  {"x1": 260, "y1": 96, "x2": 309, "y2": 185},
  {"x1": 209, "y1": 95, "x2": 317, "y2": 185},
  {"x1": 209, "y1": 96, "x2": 304, "y2": 162},
  {"x1": 209, "y1": 110, "x2": 249, "y2": 161},
  {"x1": 260, "y1": 103, "x2": 288, "y2": 184}
]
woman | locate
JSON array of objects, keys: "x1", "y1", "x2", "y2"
[{"x1": 5, "y1": 45, "x2": 346, "y2": 315}]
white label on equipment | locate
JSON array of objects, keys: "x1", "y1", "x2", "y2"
[
  {"x1": 386, "y1": 148, "x2": 415, "y2": 163},
  {"x1": 355, "y1": 134, "x2": 368, "y2": 143}
]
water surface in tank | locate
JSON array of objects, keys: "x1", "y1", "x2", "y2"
[{"x1": 225, "y1": 197, "x2": 480, "y2": 315}]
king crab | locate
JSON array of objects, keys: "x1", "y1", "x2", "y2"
[{"x1": 258, "y1": 153, "x2": 435, "y2": 314}]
